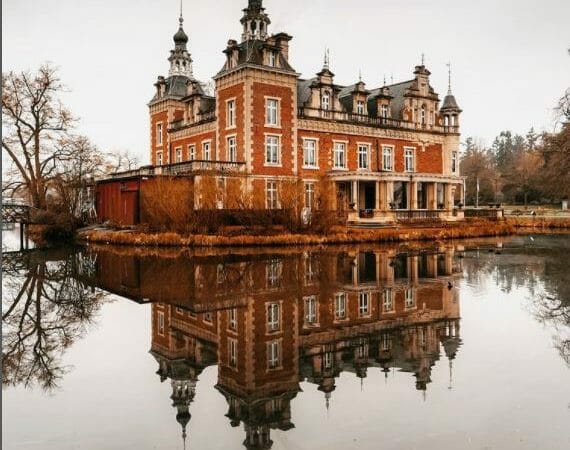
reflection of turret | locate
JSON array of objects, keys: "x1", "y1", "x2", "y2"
[{"x1": 440, "y1": 319, "x2": 462, "y2": 390}]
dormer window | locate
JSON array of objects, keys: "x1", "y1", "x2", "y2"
[
  {"x1": 381, "y1": 104, "x2": 389, "y2": 118},
  {"x1": 356, "y1": 101, "x2": 365, "y2": 115},
  {"x1": 321, "y1": 92, "x2": 330, "y2": 111},
  {"x1": 268, "y1": 50, "x2": 277, "y2": 67}
]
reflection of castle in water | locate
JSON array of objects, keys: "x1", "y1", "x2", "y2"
[{"x1": 90, "y1": 247, "x2": 463, "y2": 448}]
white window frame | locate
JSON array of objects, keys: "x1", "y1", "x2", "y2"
[
  {"x1": 356, "y1": 100, "x2": 365, "y2": 115},
  {"x1": 156, "y1": 122, "x2": 163, "y2": 146},
  {"x1": 357, "y1": 143, "x2": 370, "y2": 170},
  {"x1": 302, "y1": 138, "x2": 318, "y2": 168},
  {"x1": 227, "y1": 135, "x2": 237, "y2": 162},
  {"x1": 404, "y1": 147, "x2": 415, "y2": 172},
  {"x1": 202, "y1": 141, "x2": 212, "y2": 161},
  {"x1": 156, "y1": 151, "x2": 163, "y2": 166},
  {"x1": 324, "y1": 352, "x2": 333, "y2": 369},
  {"x1": 304, "y1": 295, "x2": 318, "y2": 325},
  {"x1": 382, "y1": 289, "x2": 394, "y2": 313},
  {"x1": 265, "y1": 135, "x2": 281, "y2": 166},
  {"x1": 304, "y1": 182, "x2": 315, "y2": 210},
  {"x1": 267, "y1": 340, "x2": 281, "y2": 370},
  {"x1": 334, "y1": 292, "x2": 347, "y2": 320},
  {"x1": 157, "y1": 311, "x2": 165, "y2": 336},
  {"x1": 266, "y1": 258, "x2": 282, "y2": 287},
  {"x1": 175, "y1": 147, "x2": 183, "y2": 163},
  {"x1": 265, "y1": 98, "x2": 280, "y2": 127},
  {"x1": 267, "y1": 303, "x2": 281, "y2": 332},
  {"x1": 321, "y1": 91, "x2": 330, "y2": 111},
  {"x1": 382, "y1": 145, "x2": 394, "y2": 171},
  {"x1": 381, "y1": 104, "x2": 389, "y2": 118},
  {"x1": 188, "y1": 144, "x2": 196, "y2": 161},
  {"x1": 226, "y1": 99, "x2": 236, "y2": 129},
  {"x1": 228, "y1": 308, "x2": 238, "y2": 331},
  {"x1": 268, "y1": 50, "x2": 277, "y2": 67},
  {"x1": 359, "y1": 292, "x2": 371, "y2": 317},
  {"x1": 333, "y1": 141, "x2": 347, "y2": 169},
  {"x1": 405, "y1": 288, "x2": 415, "y2": 309},
  {"x1": 266, "y1": 180, "x2": 279, "y2": 210}
]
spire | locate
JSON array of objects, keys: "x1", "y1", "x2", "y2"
[
  {"x1": 421, "y1": 52, "x2": 425, "y2": 66},
  {"x1": 447, "y1": 62, "x2": 453, "y2": 94},
  {"x1": 323, "y1": 47, "x2": 330, "y2": 70},
  {"x1": 168, "y1": 1, "x2": 194, "y2": 79}
]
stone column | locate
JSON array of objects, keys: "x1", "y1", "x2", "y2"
[
  {"x1": 375, "y1": 181, "x2": 381, "y2": 210},
  {"x1": 427, "y1": 182, "x2": 437, "y2": 210},
  {"x1": 410, "y1": 181, "x2": 418, "y2": 210},
  {"x1": 445, "y1": 184, "x2": 454, "y2": 210},
  {"x1": 409, "y1": 256, "x2": 419, "y2": 282},
  {"x1": 352, "y1": 180, "x2": 358, "y2": 207}
]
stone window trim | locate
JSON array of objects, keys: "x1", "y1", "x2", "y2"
[
  {"x1": 264, "y1": 96, "x2": 281, "y2": 128},
  {"x1": 357, "y1": 142, "x2": 372, "y2": 171},
  {"x1": 264, "y1": 133, "x2": 282, "y2": 167},
  {"x1": 303, "y1": 295, "x2": 319, "y2": 327},
  {"x1": 265, "y1": 300, "x2": 283, "y2": 335},
  {"x1": 202, "y1": 140, "x2": 213, "y2": 161},
  {"x1": 156, "y1": 151, "x2": 163, "y2": 166},
  {"x1": 267, "y1": 50, "x2": 278, "y2": 68},
  {"x1": 226, "y1": 134, "x2": 238, "y2": 162},
  {"x1": 266, "y1": 338, "x2": 283, "y2": 371},
  {"x1": 334, "y1": 292, "x2": 349, "y2": 322},
  {"x1": 265, "y1": 180, "x2": 280, "y2": 210},
  {"x1": 332, "y1": 140, "x2": 349, "y2": 171},
  {"x1": 302, "y1": 137, "x2": 319, "y2": 169},
  {"x1": 404, "y1": 146, "x2": 416, "y2": 173},
  {"x1": 226, "y1": 98, "x2": 237, "y2": 130},
  {"x1": 174, "y1": 147, "x2": 183, "y2": 163},
  {"x1": 156, "y1": 122, "x2": 164, "y2": 147},
  {"x1": 188, "y1": 144, "x2": 196, "y2": 161},
  {"x1": 228, "y1": 338, "x2": 238, "y2": 370},
  {"x1": 382, "y1": 144, "x2": 395, "y2": 172}
]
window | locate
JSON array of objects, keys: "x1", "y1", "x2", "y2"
[
  {"x1": 304, "y1": 295, "x2": 317, "y2": 325},
  {"x1": 404, "y1": 148, "x2": 415, "y2": 172},
  {"x1": 266, "y1": 180, "x2": 279, "y2": 209},
  {"x1": 175, "y1": 147, "x2": 182, "y2": 163},
  {"x1": 268, "y1": 50, "x2": 277, "y2": 67},
  {"x1": 405, "y1": 288, "x2": 415, "y2": 309},
  {"x1": 333, "y1": 142, "x2": 346, "y2": 169},
  {"x1": 334, "y1": 293, "x2": 347, "y2": 320},
  {"x1": 267, "y1": 303, "x2": 280, "y2": 332},
  {"x1": 227, "y1": 99, "x2": 236, "y2": 128},
  {"x1": 266, "y1": 99, "x2": 279, "y2": 126},
  {"x1": 203, "y1": 141, "x2": 211, "y2": 161},
  {"x1": 303, "y1": 139, "x2": 318, "y2": 168},
  {"x1": 204, "y1": 312, "x2": 213, "y2": 323},
  {"x1": 227, "y1": 136, "x2": 237, "y2": 162},
  {"x1": 266, "y1": 259, "x2": 282, "y2": 287},
  {"x1": 157, "y1": 311, "x2": 165, "y2": 335},
  {"x1": 304, "y1": 183, "x2": 315, "y2": 209},
  {"x1": 304, "y1": 255, "x2": 316, "y2": 285},
  {"x1": 188, "y1": 145, "x2": 196, "y2": 161},
  {"x1": 156, "y1": 123, "x2": 163, "y2": 145},
  {"x1": 452, "y1": 151, "x2": 458, "y2": 173},
  {"x1": 382, "y1": 146, "x2": 393, "y2": 171},
  {"x1": 356, "y1": 100, "x2": 365, "y2": 115},
  {"x1": 358, "y1": 144, "x2": 369, "y2": 170},
  {"x1": 228, "y1": 339, "x2": 237, "y2": 367},
  {"x1": 267, "y1": 340, "x2": 281, "y2": 369},
  {"x1": 228, "y1": 309, "x2": 237, "y2": 331},
  {"x1": 381, "y1": 104, "x2": 389, "y2": 118},
  {"x1": 265, "y1": 135, "x2": 280, "y2": 165},
  {"x1": 382, "y1": 289, "x2": 394, "y2": 313},
  {"x1": 359, "y1": 292, "x2": 370, "y2": 317},
  {"x1": 217, "y1": 264, "x2": 226, "y2": 285},
  {"x1": 381, "y1": 333, "x2": 392, "y2": 351},
  {"x1": 156, "y1": 151, "x2": 163, "y2": 166},
  {"x1": 321, "y1": 92, "x2": 330, "y2": 110},
  {"x1": 324, "y1": 352, "x2": 333, "y2": 369},
  {"x1": 420, "y1": 105, "x2": 426, "y2": 125}
]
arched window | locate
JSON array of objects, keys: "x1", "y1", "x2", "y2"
[{"x1": 321, "y1": 92, "x2": 330, "y2": 110}]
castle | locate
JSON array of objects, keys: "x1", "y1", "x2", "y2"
[{"x1": 98, "y1": 0, "x2": 466, "y2": 226}]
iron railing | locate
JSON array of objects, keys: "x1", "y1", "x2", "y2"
[
  {"x1": 395, "y1": 210, "x2": 442, "y2": 221},
  {"x1": 107, "y1": 160, "x2": 246, "y2": 180}
]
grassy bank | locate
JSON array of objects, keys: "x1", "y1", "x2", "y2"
[
  {"x1": 508, "y1": 217, "x2": 570, "y2": 230},
  {"x1": 78, "y1": 220, "x2": 514, "y2": 248}
]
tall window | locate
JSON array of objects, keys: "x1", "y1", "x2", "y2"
[
  {"x1": 321, "y1": 92, "x2": 330, "y2": 110},
  {"x1": 356, "y1": 100, "x2": 365, "y2": 115},
  {"x1": 304, "y1": 183, "x2": 315, "y2": 209},
  {"x1": 358, "y1": 144, "x2": 369, "y2": 170},
  {"x1": 227, "y1": 136, "x2": 237, "y2": 162},
  {"x1": 382, "y1": 146, "x2": 393, "y2": 171},
  {"x1": 188, "y1": 145, "x2": 196, "y2": 161},
  {"x1": 405, "y1": 288, "x2": 415, "y2": 309},
  {"x1": 228, "y1": 308, "x2": 237, "y2": 331},
  {"x1": 381, "y1": 333, "x2": 392, "y2": 351},
  {"x1": 420, "y1": 105, "x2": 426, "y2": 125},
  {"x1": 304, "y1": 295, "x2": 317, "y2": 325},
  {"x1": 334, "y1": 293, "x2": 347, "y2": 320},
  {"x1": 383, "y1": 289, "x2": 394, "y2": 313},
  {"x1": 175, "y1": 148, "x2": 182, "y2": 163},
  {"x1": 267, "y1": 303, "x2": 280, "y2": 332},
  {"x1": 303, "y1": 139, "x2": 317, "y2": 168},
  {"x1": 267, "y1": 340, "x2": 281, "y2": 369},
  {"x1": 266, "y1": 181, "x2": 278, "y2": 209},
  {"x1": 265, "y1": 135, "x2": 280, "y2": 165},
  {"x1": 359, "y1": 292, "x2": 370, "y2": 317},
  {"x1": 333, "y1": 142, "x2": 346, "y2": 169},
  {"x1": 203, "y1": 141, "x2": 211, "y2": 161},
  {"x1": 157, "y1": 311, "x2": 165, "y2": 335},
  {"x1": 268, "y1": 50, "x2": 277, "y2": 67},
  {"x1": 266, "y1": 99, "x2": 279, "y2": 126},
  {"x1": 228, "y1": 339, "x2": 238, "y2": 367},
  {"x1": 227, "y1": 99, "x2": 236, "y2": 128},
  {"x1": 324, "y1": 352, "x2": 333, "y2": 369},
  {"x1": 381, "y1": 104, "x2": 389, "y2": 118},
  {"x1": 452, "y1": 151, "x2": 458, "y2": 173},
  {"x1": 156, "y1": 123, "x2": 163, "y2": 145},
  {"x1": 156, "y1": 152, "x2": 163, "y2": 166},
  {"x1": 405, "y1": 148, "x2": 415, "y2": 172},
  {"x1": 266, "y1": 259, "x2": 282, "y2": 287}
]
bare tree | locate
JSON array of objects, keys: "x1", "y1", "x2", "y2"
[{"x1": 2, "y1": 64, "x2": 75, "y2": 208}]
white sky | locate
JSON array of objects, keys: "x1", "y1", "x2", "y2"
[{"x1": 3, "y1": 0, "x2": 569, "y2": 164}]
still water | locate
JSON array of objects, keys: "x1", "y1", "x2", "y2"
[{"x1": 2, "y1": 233, "x2": 569, "y2": 450}]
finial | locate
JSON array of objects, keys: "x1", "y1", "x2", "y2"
[
  {"x1": 447, "y1": 62, "x2": 452, "y2": 94},
  {"x1": 383, "y1": 74, "x2": 387, "y2": 86},
  {"x1": 421, "y1": 53, "x2": 425, "y2": 66},
  {"x1": 448, "y1": 359, "x2": 453, "y2": 390},
  {"x1": 391, "y1": 73, "x2": 394, "y2": 84},
  {"x1": 323, "y1": 47, "x2": 330, "y2": 70},
  {"x1": 179, "y1": 0, "x2": 184, "y2": 27},
  {"x1": 358, "y1": 69, "x2": 362, "y2": 83}
]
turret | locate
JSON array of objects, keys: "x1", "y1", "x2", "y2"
[
  {"x1": 440, "y1": 64, "x2": 462, "y2": 128},
  {"x1": 241, "y1": 0, "x2": 271, "y2": 41}
]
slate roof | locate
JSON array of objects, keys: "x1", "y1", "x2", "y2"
[
  {"x1": 217, "y1": 39, "x2": 296, "y2": 76},
  {"x1": 441, "y1": 93, "x2": 461, "y2": 112}
]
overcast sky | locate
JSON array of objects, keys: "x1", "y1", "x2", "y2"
[{"x1": 3, "y1": 0, "x2": 569, "y2": 163}]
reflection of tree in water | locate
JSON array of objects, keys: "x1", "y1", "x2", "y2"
[
  {"x1": 463, "y1": 237, "x2": 570, "y2": 367},
  {"x1": 2, "y1": 249, "x2": 107, "y2": 391}
]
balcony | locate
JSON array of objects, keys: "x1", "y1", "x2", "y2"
[
  {"x1": 298, "y1": 107, "x2": 459, "y2": 134},
  {"x1": 107, "y1": 160, "x2": 246, "y2": 180}
]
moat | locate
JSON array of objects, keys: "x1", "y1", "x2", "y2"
[{"x1": 2, "y1": 232, "x2": 569, "y2": 450}]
